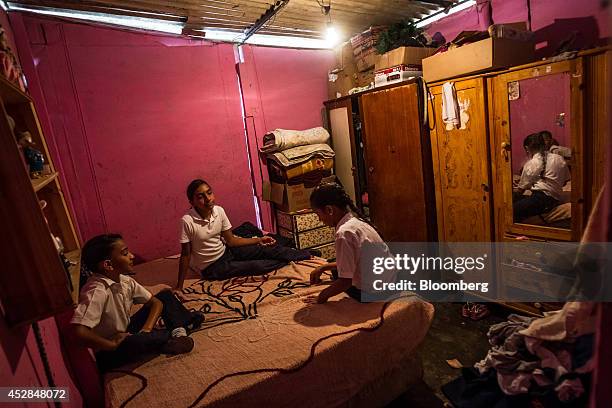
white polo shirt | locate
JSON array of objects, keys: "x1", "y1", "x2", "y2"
[
  {"x1": 518, "y1": 152, "x2": 569, "y2": 200},
  {"x1": 335, "y1": 213, "x2": 384, "y2": 290},
  {"x1": 180, "y1": 205, "x2": 232, "y2": 272},
  {"x1": 71, "y1": 274, "x2": 152, "y2": 340}
]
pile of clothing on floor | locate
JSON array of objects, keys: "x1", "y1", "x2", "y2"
[
  {"x1": 260, "y1": 127, "x2": 335, "y2": 211},
  {"x1": 443, "y1": 302, "x2": 596, "y2": 407}
]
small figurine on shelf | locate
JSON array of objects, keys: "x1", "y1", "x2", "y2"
[
  {"x1": 40, "y1": 200, "x2": 75, "y2": 292},
  {"x1": 17, "y1": 130, "x2": 45, "y2": 178},
  {"x1": 0, "y1": 25, "x2": 26, "y2": 91}
]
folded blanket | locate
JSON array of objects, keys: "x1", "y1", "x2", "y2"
[
  {"x1": 259, "y1": 127, "x2": 331, "y2": 153},
  {"x1": 268, "y1": 157, "x2": 334, "y2": 182},
  {"x1": 267, "y1": 143, "x2": 335, "y2": 168}
]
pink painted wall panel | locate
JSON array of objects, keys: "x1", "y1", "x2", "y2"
[
  {"x1": 425, "y1": 6, "x2": 483, "y2": 45},
  {"x1": 0, "y1": 315, "x2": 83, "y2": 407},
  {"x1": 530, "y1": 0, "x2": 610, "y2": 56},
  {"x1": 509, "y1": 73, "x2": 571, "y2": 173},
  {"x1": 239, "y1": 45, "x2": 335, "y2": 230},
  {"x1": 425, "y1": 0, "x2": 609, "y2": 58},
  {"x1": 17, "y1": 16, "x2": 256, "y2": 262},
  {"x1": 490, "y1": 0, "x2": 529, "y2": 24}
]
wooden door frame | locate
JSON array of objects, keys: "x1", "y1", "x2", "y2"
[
  {"x1": 489, "y1": 59, "x2": 584, "y2": 242},
  {"x1": 324, "y1": 97, "x2": 361, "y2": 206}
]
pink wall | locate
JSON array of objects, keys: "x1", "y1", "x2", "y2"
[
  {"x1": 426, "y1": 0, "x2": 609, "y2": 58},
  {"x1": 238, "y1": 45, "x2": 335, "y2": 230},
  {"x1": 0, "y1": 316, "x2": 83, "y2": 407},
  {"x1": 1, "y1": 10, "x2": 83, "y2": 406},
  {"x1": 509, "y1": 73, "x2": 571, "y2": 173},
  {"x1": 13, "y1": 14, "x2": 256, "y2": 262}
]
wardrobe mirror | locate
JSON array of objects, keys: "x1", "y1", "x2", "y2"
[{"x1": 507, "y1": 72, "x2": 573, "y2": 231}]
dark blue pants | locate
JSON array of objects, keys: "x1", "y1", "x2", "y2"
[
  {"x1": 513, "y1": 190, "x2": 558, "y2": 222},
  {"x1": 96, "y1": 290, "x2": 192, "y2": 371},
  {"x1": 202, "y1": 244, "x2": 311, "y2": 280}
]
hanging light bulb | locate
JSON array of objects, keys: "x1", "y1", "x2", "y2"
[
  {"x1": 326, "y1": 21, "x2": 340, "y2": 47},
  {"x1": 321, "y1": 1, "x2": 340, "y2": 47}
]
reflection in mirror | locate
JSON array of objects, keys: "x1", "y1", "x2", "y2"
[{"x1": 508, "y1": 73, "x2": 572, "y2": 229}]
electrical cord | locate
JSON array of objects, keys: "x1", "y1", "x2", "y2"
[{"x1": 32, "y1": 321, "x2": 61, "y2": 408}]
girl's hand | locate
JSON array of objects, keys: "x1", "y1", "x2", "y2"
[
  {"x1": 259, "y1": 236, "x2": 276, "y2": 246},
  {"x1": 302, "y1": 295, "x2": 319, "y2": 304},
  {"x1": 303, "y1": 294, "x2": 328, "y2": 304},
  {"x1": 110, "y1": 332, "x2": 130, "y2": 349},
  {"x1": 310, "y1": 267, "x2": 325, "y2": 285}
]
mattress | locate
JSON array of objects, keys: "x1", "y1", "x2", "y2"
[{"x1": 105, "y1": 260, "x2": 434, "y2": 408}]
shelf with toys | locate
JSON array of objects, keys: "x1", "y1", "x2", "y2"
[{"x1": 0, "y1": 70, "x2": 80, "y2": 325}]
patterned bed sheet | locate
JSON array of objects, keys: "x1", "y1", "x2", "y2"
[{"x1": 105, "y1": 259, "x2": 434, "y2": 408}]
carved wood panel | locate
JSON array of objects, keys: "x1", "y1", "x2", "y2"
[{"x1": 429, "y1": 78, "x2": 492, "y2": 242}]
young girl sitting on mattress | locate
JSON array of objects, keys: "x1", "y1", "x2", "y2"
[
  {"x1": 177, "y1": 179, "x2": 312, "y2": 288},
  {"x1": 513, "y1": 132, "x2": 570, "y2": 222},
  {"x1": 307, "y1": 182, "x2": 386, "y2": 303}
]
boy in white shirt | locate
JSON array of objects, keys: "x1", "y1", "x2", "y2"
[{"x1": 72, "y1": 234, "x2": 202, "y2": 372}]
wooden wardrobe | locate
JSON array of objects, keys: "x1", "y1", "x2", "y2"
[
  {"x1": 325, "y1": 79, "x2": 437, "y2": 242},
  {"x1": 427, "y1": 48, "x2": 609, "y2": 315}
]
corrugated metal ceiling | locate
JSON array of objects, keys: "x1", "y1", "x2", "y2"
[{"x1": 7, "y1": 0, "x2": 461, "y2": 39}]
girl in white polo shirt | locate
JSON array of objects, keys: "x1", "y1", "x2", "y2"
[
  {"x1": 177, "y1": 179, "x2": 312, "y2": 288},
  {"x1": 308, "y1": 182, "x2": 385, "y2": 303},
  {"x1": 513, "y1": 132, "x2": 570, "y2": 222}
]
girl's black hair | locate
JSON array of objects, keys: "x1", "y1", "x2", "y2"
[
  {"x1": 79, "y1": 233, "x2": 123, "y2": 289},
  {"x1": 523, "y1": 132, "x2": 548, "y2": 178},
  {"x1": 186, "y1": 179, "x2": 210, "y2": 201},
  {"x1": 310, "y1": 181, "x2": 382, "y2": 237}
]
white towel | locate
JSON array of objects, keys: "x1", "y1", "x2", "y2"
[{"x1": 442, "y1": 82, "x2": 460, "y2": 128}]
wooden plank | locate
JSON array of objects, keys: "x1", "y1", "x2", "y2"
[
  {"x1": 0, "y1": 75, "x2": 30, "y2": 104},
  {"x1": 31, "y1": 172, "x2": 58, "y2": 192},
  {"x1": 65, "y1": 249, "x2": 81, "y2": 304}
]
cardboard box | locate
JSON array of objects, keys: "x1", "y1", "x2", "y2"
[
  {"x1": 356, "y1": 69, "x2": 374, "y2": 87},
  {"x1": 263, "y1": 176, "x2": 335, "y2": 212},
  {"x1": 328, "y1": 42, "x2": 357, "y2": 99},
  {"x1": 422, "y1": 37, "x2": 535, "y2": 83},
  {"x1": 375, "y1": 47, "x2": 435, "y2": 72},
  {"x1": 356, "y1": 50, "x2": 376, "y2": 72},
  {"x1": 374, "y1": 65, "x2": 422, "y2": 88},
  {"x1": 328, "y1": 72, "x2": 356, "y2": 99}
]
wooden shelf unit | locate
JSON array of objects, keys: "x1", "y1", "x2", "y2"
[
  {"x1": 31, "y1": 172, "x2": 58, "y2": 192},
  {"x1": 0, "y1": 74, "x2": 80, "y2": 326}
]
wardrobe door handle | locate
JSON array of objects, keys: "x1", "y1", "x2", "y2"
[
  {"x1": 501, "y1": 142, "x2": 511, "y2": 161},
  {"x1": 368, "y1": 166, "x2": 374, "y2": 174}
]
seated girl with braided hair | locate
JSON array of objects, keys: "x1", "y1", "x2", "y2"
[
  {"x1": 307, "y1": 182, "x2": 386, "y2": 303},
  {"x1": 513, "y1": 132, "x2": 570, "y2": 222}
]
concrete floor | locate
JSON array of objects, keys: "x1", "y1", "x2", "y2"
[{"x1": 390, "y1": 302, "x2": 510, "y2": 407}]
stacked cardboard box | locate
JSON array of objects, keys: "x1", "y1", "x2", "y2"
[
  {"x1": 328, "y1": 42, "x2": 358, "y2": 99},
  {"x1": 266, "y1": 158, "x2": 335, "y2": 213},
  {"x1": 373, "y1": 46, "x2": 435, "y2": 88},
  {"x1": 350, "y1": 26, "x2": 384, "y2": 72},
  {"x1": 422, "y1": 23, "x2": 535, "y2": 82}
]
